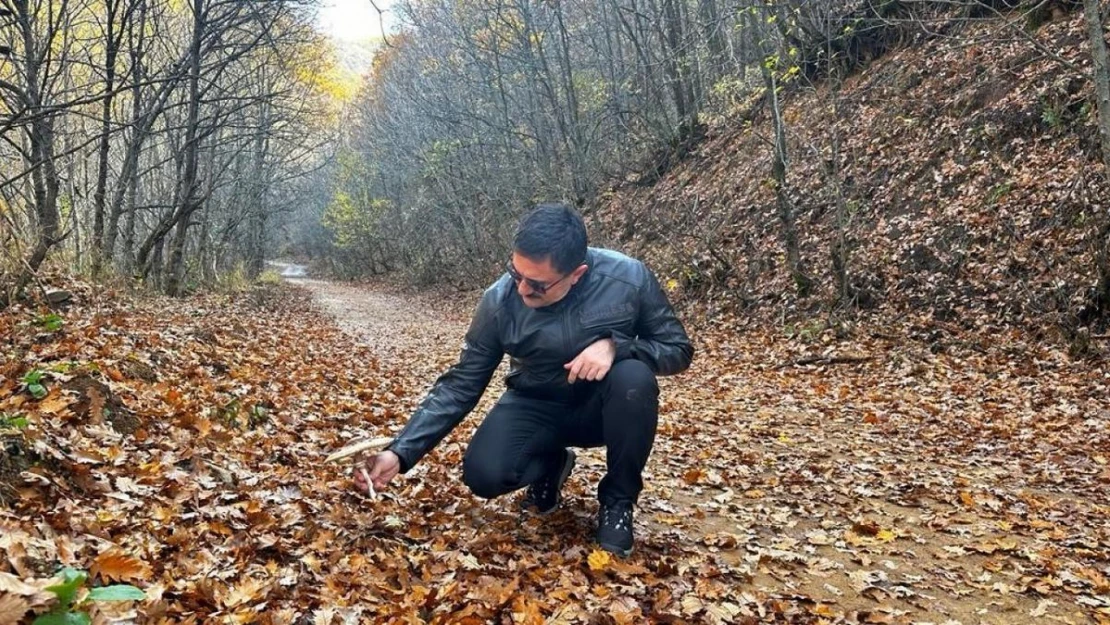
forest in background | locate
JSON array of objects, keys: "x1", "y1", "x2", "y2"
[
  {"x1": 5, "y1": 2, "x2": 1110, "y2": 622},
  {"x1": 1, "y1": 0, "x2": 346, "y2": 301},
  {"x1": 4, "y1": 0, "x2": 1110, "y2": 348},
  {"x1": 310, "y1": 0, "x2": 1110, "y2": 351}
]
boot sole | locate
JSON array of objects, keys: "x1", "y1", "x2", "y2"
[{"x1": 598, "y1": 542, "x2": 633, "y2": 558}]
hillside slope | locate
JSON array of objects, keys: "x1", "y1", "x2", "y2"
[{"x1": 597, "y1": 6, "x2": 1109, "y2": 347}]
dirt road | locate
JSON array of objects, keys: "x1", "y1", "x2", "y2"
[{"x1": 295, "y1": 274, "x2": 1108, "y2": 625}]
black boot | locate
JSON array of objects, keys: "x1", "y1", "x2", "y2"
[
  {"x1": 596, "y1": 501, "x2": 634, "y2": 556},
  {"x1": 520, "y1": 449, "x2": 576, "y2": 514}
]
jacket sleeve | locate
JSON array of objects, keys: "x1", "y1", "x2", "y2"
[
  {"x1": 610, "y1": 266, "x2": 693, "y2": 376},
  {"x1": 386, "y1": 287, "x2": 504, "y2": 472}
]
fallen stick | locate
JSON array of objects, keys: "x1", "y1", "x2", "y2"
[
  {"x1": 358, "y1": 466, "x2": 377, "y2": 500},
  {"x1": 324, "y1": 436, "x2": 394, "y2": 463}
]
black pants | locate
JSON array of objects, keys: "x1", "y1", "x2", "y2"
[{"x1": 462, "y1": 359, "x2": 659, "y2": 505}]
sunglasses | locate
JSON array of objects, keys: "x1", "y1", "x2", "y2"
[{"x1": 506, "y1": 259, "x2": 577, "y2": 295}]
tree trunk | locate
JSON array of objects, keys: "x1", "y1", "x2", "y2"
[
  {"x1": 91, "y1": 0, "x2": 121, "y2": 275},
  {"x1": 121, "y1": 160, "x2": 139, "y2": 274},
  {"x1": 660, "y1": 0, "x2": 695, "y2": 133},
  {"x1": 164, "y1": 0, "x2": 205, "y2": 297},
  {"x1": 762, "y1": 61, "x2": 812, "y2": 297},
  {"x1": 697, "y1": 0, "x2": 727, "y2": 81},
  {"x1": 247, "y1": 88, "x2": 271, "y2": 279},
  {"x1": 18, "y1": 0, "x2": 62, "y2": 281},
  {"x1": 1084, "y1": 0, "x2": 1110, "y2": 176}
]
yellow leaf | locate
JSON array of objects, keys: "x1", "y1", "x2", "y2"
[
  {"x1": 877, "y1": 529, "x2": 896, "y2": 543},
  {"x1": 587, "y1": 549, "x2": 611, "y2": 571}
]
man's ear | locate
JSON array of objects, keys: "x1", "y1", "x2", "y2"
[{"x1": 572, "y1": 264, "x2": 589, "y2": 282}]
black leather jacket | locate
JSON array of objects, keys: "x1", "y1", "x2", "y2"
[{"x1": 387, "y1": 247, "x2": 694, "y2": 471}]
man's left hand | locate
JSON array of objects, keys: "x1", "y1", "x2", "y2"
[{"x1": 565, "y1": 338, "x2": 616, "y2": 383}]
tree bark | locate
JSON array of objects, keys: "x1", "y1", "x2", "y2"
[
  {"x1": 762, "y1": 60, "x2": 812, "y2": 297},
  {"x1": 1083, "y1": 0, "x2": 1110, "y2": 177},
  {"x1": 91, "y1": 0, "x2": 122, "y2": 274},
  {"x1": 164, "y1": 0, "x2": 205, "y2": 297},
  {"x1": 16, "y1": 0, "x2": 63, "y2": 281}
]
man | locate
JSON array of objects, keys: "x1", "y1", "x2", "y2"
[{"x1": 355, "y1": 202, "x2": 693, "y2": 556}]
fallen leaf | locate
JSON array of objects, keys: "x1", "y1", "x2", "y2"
[
  {"x1": 0, "y1": 595, "x2": 31, "y2": 624},
  {"x1": 1031, "y1": 599, "x2": 1056, "y2": 617},
  {"x1": 91, "y1": 551, "x2": 151, "y2": 583},
  {"x1": 680, "y1": 594, "x2": 704, "y2": 616},
  {"x1": 587, "y1": 550, "x2": 611, "y2": 571},
  {"x1": 37, "y1": 395, "x2": 73, "y2": 415},
  {"x1": 682, "y1": 468, "x2": 705, "y2": 485}
]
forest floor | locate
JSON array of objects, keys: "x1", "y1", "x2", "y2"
[{"x1": 1, "y1": 274, "x2": 1108, "y2": 624}]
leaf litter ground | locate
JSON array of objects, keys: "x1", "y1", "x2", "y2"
[{"x1": 1, "y1": 280, "x2": 1107, "y2": 624}]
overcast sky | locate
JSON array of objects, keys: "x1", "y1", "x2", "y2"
[{"x1": 316, "y1": 0, "x2": 398, "y2": 42}]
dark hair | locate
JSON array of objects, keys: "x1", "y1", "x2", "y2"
[{"x1": 513, "y1": 202, "x2": 588, "y2": 274}]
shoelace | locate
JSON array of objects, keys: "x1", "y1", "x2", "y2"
[
  {"x1": 522, "y1": 477, "x2": 553, "y2": 507},
  {"x1": 602, "y1": 506, "x2": 633, "y2": 531}
]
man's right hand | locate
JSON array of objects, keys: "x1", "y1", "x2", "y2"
[{"x1": 354, "y1": 450, "x2": 401, "y2": 494}]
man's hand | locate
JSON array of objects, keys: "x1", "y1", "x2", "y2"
[
  {"x1": 354, "y1": 450, "x2": 401, "y2": 494},
  {"x1": 564, "y1": 338, "x2": 617, "y2": 383}
]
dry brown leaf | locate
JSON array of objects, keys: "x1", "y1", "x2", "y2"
[
  {"x1": 223, "y1": 578, "x2": 269, "y2": 609},
  {"x1": 680, "y1": 594, "x2": 704, "y2": 616},
  {"x1": 37, "y1": 396, "x2": 72, "y2": 416},
  {"x1": 0, "y1": 572, "x2": 47, "y2": 596},
  {"x1": 682, "y1": 468, "x2": 705, "y2": 485},
  {"x1": 91, "y1": 551, "x2": 151, "y2": 583},
  {"x1": 0, "y1": 594, "x2": 31, "y2": 623}
]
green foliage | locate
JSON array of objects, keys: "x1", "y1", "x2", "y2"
[
  {"x1": 257, "y1": 270, "x2": 283, "y2": 285},
  {"x1": 220, "y1": 398, "x2": 242, "y2": 427},
  {"x1": 322, "y1": 191, "x2": 390, "y2": 252},
  {"x1": 35, "y1": 568, "x2": 145, "y2": 625},
  {"x1": 87, "y1": 586, "x2": 146, "y2": 601},
  {"x1": 36, "y1": 313, "x2": 64, "y2": 332},
  {"x1": 987, "y1": 182, "x2": 1013, "y2": 205},
  {"x1": 44, "y1": 569, "x2": 86, "y2": 611},
  {"x1": 218, "y1": 399, "x2": 269, "y2": 429},
  {"x1": 0, "y1": 412, "x2": 29, "y2": 429},
  {"x1": 248, "y1": 404, "x2": 270, "y2": 428},
  {"x1": 215, "y1": 263, "x2": 251, "y2": 293},
  {"x1": 784, "y1": 320, "x2": 825, "y2": 343},
  {"x1": 21, "y1": 369, "x2": 48, "y2": 399},
  {"x1": 423, "y1": 139, "x2": 464, "y2": 174},
  {"x1": 1040, "y1": 100, "x2": 1064, "y2": 129},
  {"x1": 762, "y1": 54, "x2": 801, "y2": 84},
  {"x1": 49, "y1": 361, "x2": 80, "y2": 374},
  {"x1": 573, "y1": 71, "x2": 610, "y2": 113}
]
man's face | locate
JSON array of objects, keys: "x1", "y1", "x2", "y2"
[{"x1": 509, "y1": 252, "x2": 587, "y2": 308}]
